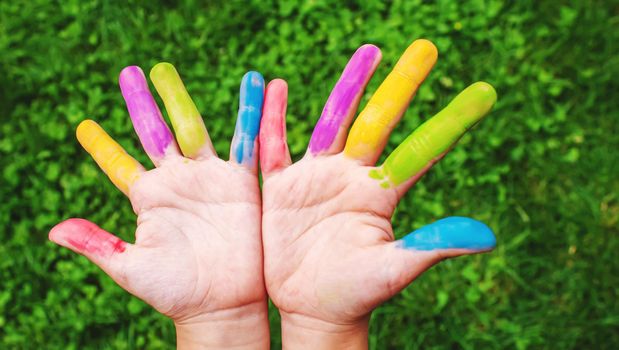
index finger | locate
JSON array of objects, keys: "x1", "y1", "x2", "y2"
[{"x1": 377, "y1": 82, "x2": 497, "y2": 189}]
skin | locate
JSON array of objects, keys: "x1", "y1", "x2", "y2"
[
  {"x1": 260, "y1": 40, "x2": 497, "y2": 349},
  {"x1": 50, "y1": 64, "x2": 269, "y2": 349}
]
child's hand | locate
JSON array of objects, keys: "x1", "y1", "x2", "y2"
[
  {"x1": 50, "y1": 65, "x2": 269, "y2": 349},
  {"x1": 260, "y1": 40, "x2": 497, "y2": 349}
]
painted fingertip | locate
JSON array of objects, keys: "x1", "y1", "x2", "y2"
[
  {"x1": 449, "y1": 82, "x2": 498, "y2": 128},
  {"x1": 75, "y1": 119, "x2": 99, "y2": 144},
  {"x1": 396, "y1": 39, "x2": 438, "y2": 75},
  {"x1": 356, "y1": 43, "x2": 382, "y2": 62},
  {"x1": 242, "y1": 71, "x2": 265, "y2": 88},
  {"x1": 49, "y1": 219, "x2": 127, "y2": 257},
  {"x1": 399, "y1": 216, "x2": 496, "y2": 251},
  {"x1": 266, "y1": 78, "x2": 288, "y2": 96},
  {"x1": 150, "y1": 62, "x2": 177, "y2": 80},
  {"x1": 119, "y1": 66, "x2": 149, "y2": 96}
]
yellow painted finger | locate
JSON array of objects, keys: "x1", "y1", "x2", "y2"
[
  {"x1": 344, "y1": 39, "x2": 438, "y2": 164},
  {"x1": 150, "y1": 63, "x2": 214, "y2": 158},
  {"x1": 76, "y1": 120, "x2": 144, "y2": 195}
]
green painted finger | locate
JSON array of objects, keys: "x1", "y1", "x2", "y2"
[
  {"x1": 375, "y1": 82, "x2": 497, "y2": 187},
  {"x1": 150, "y1": 63, "x2": 213, "y2": 158}
]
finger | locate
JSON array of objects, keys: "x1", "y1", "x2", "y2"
[
  {"x1": 230, "y1": 71, "x2": 265, "y2": 170},
  {"x1": 378, "y1": 217, "x2": 496, "y2": 295},
  {"x1": 259, "y1": 79, "x2": 291, "y2": 176},
  {"x1": 76, "y1": 120, "x2": 145, "y2": 196},
  {"x1": 150, "y1": 62, "x2": 215, "y2": 159},
  {"x1": 49, "y1": 218, "x2": 130, "y2": 280},
  {"x1": 371, "y1": 82, "x2": 497, "y2": 191},
  {"x1": 308, "y1": 44, "x2": 382, "y2": 156},
  {"x1": 398, "y1": 217, "x2": 496, "y2": 252},
  {"x1": 119, "y1": 66, "x2": 180, "y2": 166},
  {"x1": 344, "y1": 39, "x2": 438, "y2": 165}
]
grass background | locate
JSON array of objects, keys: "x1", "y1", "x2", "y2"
[{"x1": 1, "y1": 0, "x2": 618, "y2": 348}]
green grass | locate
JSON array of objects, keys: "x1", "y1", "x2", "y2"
[{"x1": 1, "y1": 0, "x2": 618, "y2": 348}]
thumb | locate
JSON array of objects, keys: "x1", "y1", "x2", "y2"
[
  {"x1": 49, "y1": 218, "x2": 130, "y2": 280},
  {"x1": 380, "y1": 217, "x2": 496, "y2": 295}
]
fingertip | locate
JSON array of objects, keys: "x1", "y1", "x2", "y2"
[
  {"x1": 447, "y1": 216, "x2": 496, "y2": 250},
  {"x1": 451, "y1": 82, "x2": 498, "y2": 126},
  {"x1": 357, "y1": 44, "x2": 382, "y2": 62},
  {"x1": 240, "y1": 71, "x2": 265, "y2": 104},
  {"x1": 243, "y1": 71, "x2": 265, "y2": 87},
  {"x1": 397, "y1": 39, "x2": 438, "y2": 73},
  {"x1": 471, "y1": 81, "x2": 498, "y2": 105},
  {"x1": 119, "y1": 66, "x2": 148, "y2": 96},
  {"x1": 264, "y1": 79, "x2": 289, "y2": 111},
  {"x1": 48, "y1": 222, "x2": 63, "y2": 244},
  {"x1": 150, "y1": 62, "x2": 176, "y2": 81},
  {"x1": 412, "y1": 38, "x2": 438, "y2": 59},
  {"x1": 75, "y1": 119, "x2": 99, "y2": 144},
  {"x1": 266, "y1": 78, "x2": 288, "y2": 94},
  {"x1": 49, "y1": 218, "x2": 88, "y2": 245}
]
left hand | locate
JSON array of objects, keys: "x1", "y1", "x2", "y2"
[{"x1": 259, "y1": 40, "x2": 498, "y2": 349}]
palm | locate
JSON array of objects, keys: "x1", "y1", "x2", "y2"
[
  {"x1": 263, "y1": 155, "x2": 402, "y2": 323},
  {"x1": 263, "y1": 155, "x2": 414, "y2": 321},
  {"x1": 118, "y1": 156, "x2": 262, "y2": 320}
]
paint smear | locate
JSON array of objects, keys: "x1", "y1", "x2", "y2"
[
  {"x1": 344, "y1": 39, "x2": 438, "y2": 160},
  {"x1": 232, "y1": 71, "x2": 264, "y2": 164},
  {"x1": 76, "y1": 120, "x2": 143, "y2": 195},
  {"x1": 399, "y1": 216, "x2": 496, "y2": 251},
  {"x1": 381, "y1": 82, "x2": 497, "y2": 186},
  {"x1": 150, "y1": 62, "x2": 208, "y2": 158},
  {"x1": 119, "y1": 66, "x2": 175, "y2": 161},
  {"x1": 308, "y1": 44, "x2": 381, "y2": 154}
]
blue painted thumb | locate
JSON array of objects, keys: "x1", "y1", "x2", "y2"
[{"x1": 399, "y1": 216, "x2": 496, "y2": 252}]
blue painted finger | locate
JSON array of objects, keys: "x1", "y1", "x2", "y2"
[
  {"x1": 231, "y1": 71, "x2": 265, "y2": 167},
  {"x1": 398, "y1": 216, "x2": 496, "y2": 251}
]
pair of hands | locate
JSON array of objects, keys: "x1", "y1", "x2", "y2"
[{"x1": 50, "y1": 39, "x2": 497, "y2": 349}]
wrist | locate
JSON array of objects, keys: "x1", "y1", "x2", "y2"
[
  {"x1": 174, "y1": 301, "x2": 270, "y2": 349},
  {"x1": 280, "y1": 312, "x2": 369, "y2": 350}
]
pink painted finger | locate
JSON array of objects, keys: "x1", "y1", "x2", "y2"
[
  {"x1": 308, "y1": 44, "x2": 382, "y2": 156},
  {"x1": 259, "y1": 79, "x2": 291, "y2": 176},
  {"x1": 49, "y1": 218, "x2": 130, "y2": 279},
  {"x1": 119, "y1": 66, "x2": 179, "y2": 166}
]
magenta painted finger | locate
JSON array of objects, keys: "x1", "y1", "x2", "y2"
[
  {"x1": 308, "y1": 44, "x2": 381, "y2": 155},
  {"x1": 119, "y1": 66, "x2": 178, "y2": 164}
]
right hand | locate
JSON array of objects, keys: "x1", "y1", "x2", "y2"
[{"x1": 50, "y1": 64, "x2": 270, "y2": 349}]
